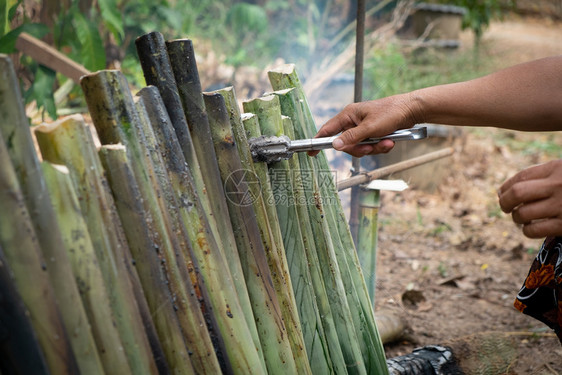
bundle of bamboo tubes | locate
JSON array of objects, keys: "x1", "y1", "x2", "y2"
[{"x1": 0, "y1": 30, "x2": 387, "y2": 375}]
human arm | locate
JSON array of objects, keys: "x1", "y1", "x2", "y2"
[
  {"x1": 498, "y1": 160, "x2": 562, "y2": 238},
  {"x1": 313, "y1": 55, "x2": 562, "y2": 157}
]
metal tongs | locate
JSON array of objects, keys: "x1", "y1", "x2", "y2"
[{"x1": 249, "y1": 126, "x2": 428, "y2": 163}]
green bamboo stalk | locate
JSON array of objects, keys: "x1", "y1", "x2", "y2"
[
  {"x1": 221, "y1": 88, "x2": 318, "y2": 375},
  {"x1": 0, "y1": 129, "x2": 78, "y2": 374},
  {"x1": 34, "y1": 112, "x2": 161, "y2": 375},
  {"x1": 97, "y1": 144, "x2": 197, "y2": 375},
  {"x1": 139, "y1": 87, "x2": 265, "y2": 369},
  {"x1": 39, "y1": 157, "x2": 132, "y2": 375},
  {"x1": 242, "y1": 95, "x2": 319, "y2": 375},
  {"x1": 268, "y1": 65, "x2": 388, "y2": 375},
  {"x1": 0, "y1": 245, "x2": 49, "y2": 375},
  {"x1": 237, "y1": 100, "x2": 335, "y2": 374},
  {"x1": 277, "y1": 113, "x2": 349, "y2": 375},
  {"x1": 82, "y1": 70, "x2": 265, "y2": 375},
  {"x1": 357, "y1": 187, "x2": 381, "y2": 302},
  {"x1": 0, "y1": 55, "x2": 104, "y2": 374},
  {"x1": 135, "y1": 35, "x2": 256, "y2": 351},
  {"x1": 82, "y1": 73, "x2": 211, "y2": 373},
  {"x1": 134, "y1": 95, "x2": 226, "y2": 374},
  {"x1": 267, "y1": 87, "x2": 367, "y2": 375},
  {"x1": 204, "y1": 91, "x2": 298, "y2": 375}
]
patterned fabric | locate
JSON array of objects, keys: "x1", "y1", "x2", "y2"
[{"x1": 514, "y1": 236, "x2": 562, "y2": 343}]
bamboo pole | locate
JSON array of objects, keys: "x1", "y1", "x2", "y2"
[
  {"x1": 97, "y1": 144, "x2": 198, "y2": 375},
  {"x1": 204, "y1": 91, "x2": 298, "y2": 375},
  {"x1": 0, "y1": 245, "x2": 49, "y2": 375},
  {"x1": 81, "y1": 71, "x2": 213, "y2": 373},
  {"x1": 268, "y1": 65, "x2": 389, "y2": 375},
  {"x1": 337, "y1": 147, "x2": 455, "y2": 191},
  {"x1": 242, "y1": 95, "x2": 318, "y2": 375},
  {"x1": 0, "y1": 130, "x2": 78, "y2": 374},
  {"x1": 34, "y1": 113, "x2": 162, "y2": 375},
  {"x1": 235, "y1": 89, "x2": 333, "y2": 374},
  {"x1": 220, "y1": 87, "x2": 317, "y2": 374},
  {"x1": 266, "y1": 89, "x2": 366, "y2": 375},
  {"x1": 0, "y1": 55, "x2": 104, "y2": 374},
  {"x1": 82, "y1": 70, "x2": 265, "y2": 375},
  {"x1": 134, "y1": 95, "x2": 226, "y2": 374},
  {"x1": 356, "y1": 187, "x2": 381, "y2": 302},
  {"x1": 40, "y1": 158, "x2": 132, "y2": 375},
  {"x1": 277, "y1": 114, "x2": 348, "y2": 374},
  {"x1": 135, "y1": 35, "x2": 255, "y2": 349}
]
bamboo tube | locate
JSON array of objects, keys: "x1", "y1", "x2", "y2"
[
  {"x1": 0, "y1": 246, "x2": 49, "y2": 375},
  {"x1": 356, "y1": 187, "x2": 381, "y2": 302},
  {"x1": 82, "y1": 70, "x2": 264, "y2": 375},
  {"x1": 97, "y1": 144, "x2": 199, "y2": 375},
  {"x1": 220, "y1": 88, "x2": 316, "y2": 374},
  {"x1": 81, "y1": 72, "x2": 210, "y2": 373},
  {"x1": 0, "y1": 55, "x2": 104, "y2": 374},
  {"x1": 135, "y1": 35, "x2": 254, "y2": 348},
  {"x1": 236, "y1": 94, "x2": 334, "y2": 373},
  {"x1": 243, "y1": 111, "x2": 349, "y2": 374},
  {"x1": 0, "y1": 130, "x2": 78, "y2": 374},
  {"x1": 278, "y1": 114, "x2": 349, "y2": 374},
  {"x1": 268, "y1": 66, "x2": 388, "y2": 375},
  {"x1": 134, "y1": 96, "x2": 226, "y2": 374},
  {"x1": 34, "y1": 114, "x2": 161, "y2": 375},
  {"x1": 137, "y1": 87, "x2": 266, "y2": 371},
  {"x1": 267, "y1": 88, "x2": 367, "y2": 375},
  {"x1": 204, "y1": 91, "x2": 298, "y2": 375},
  {"x1": 40, "y1": 159, "x2": 132, "y2": 375},
  {"x1": 241, "y1": 95, "x2": 316, "y2": 375}
]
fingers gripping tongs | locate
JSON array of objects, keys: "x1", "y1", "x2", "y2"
[{"x1": 249, "y1": 126, "x2": 428, "y2": 163}]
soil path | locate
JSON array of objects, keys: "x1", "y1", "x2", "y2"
[{"x1": 373, "y1": 15, "x2": 562, "y2": 373}]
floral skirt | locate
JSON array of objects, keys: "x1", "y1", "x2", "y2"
[{"x1": 514, "y1": 236, "x2": 562, "y2": 343}]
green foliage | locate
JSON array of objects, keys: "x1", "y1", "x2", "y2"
[
  {"x1": 436, "y1": 0, "x2": 513, "y2": 45},
  {"x1": 364, "y1": 44, "x2": 497, "y2": 99}
]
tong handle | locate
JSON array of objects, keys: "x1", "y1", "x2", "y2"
[{"x1": 289, "y1": 127, "x2": 427, "y2": 152}]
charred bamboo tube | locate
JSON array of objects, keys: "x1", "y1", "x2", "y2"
[
  {"x1": 238, "y1": 101, "x2": 335, "y2": 374},
  {"x1": 135, "y1": 34, "x2": 254, "y2": 346},
  {"x1": 0, "y1": 246, "x2": 49, "y2": 375},
  {"x1": 134, "y1": 95, "x2": 225, "y2": 374},
  {"x1": 40, "y1": 158, "x2": 132, "y2": 375},
  {"x1": 0, "y1": 129, "x2": 78, "y2": 374},
  {"x1": 0, "y1": 55, "x2": 104, "y2": 374},
  {"x1": 267, "y1": 88, "x2": 367, "y2": 375},
  {"x1": 98, "y1": 144, "x2": 197, "y2": 375},
  {"x1": 241, "y1": 95, "x2": 314, "y2": 375},
  {"x1": 137, "y1": 87, "x2": 265, "y2": 370},
  {"x1": 356, "y1": 187, "x2": 381, "y2": 301},
  {"x1": 82, "y1": 70, "x2": 264, "y2": 375},
  {"x1": 34, "y1": 113, "x2": 161, "y2": 375},
  {"x1": 268, "y1": 65, "x2": 388, "y2": 375},
  {"x1": 204, "y1": 91, "x2": 297, "y2": 375}
]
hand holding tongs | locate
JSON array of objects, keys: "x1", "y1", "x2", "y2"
[{"x1": 249, "y1": 126, "x2": 428, "y2": 163}]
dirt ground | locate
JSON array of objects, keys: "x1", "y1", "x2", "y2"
[{"x1": 349, "y1": 15, "x2": 562, "y2": 373}]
